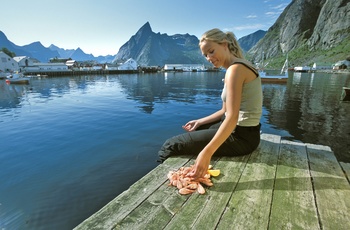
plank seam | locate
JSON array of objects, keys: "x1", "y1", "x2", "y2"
[
  {"x1": 214, "y1": 154, "x2": 252, "y2": 229},
  {"x1": 339, "y1": 163, "x2": 350, "y2": 184},
  {"x1": 266, "y1": 137, "x2": 281, "y2": 230},
  {"x1": 111, "y1": 158, "x2": 192, "y2": 229},
  {"x1": 306, "y1": 145, "x2": 323, "y2": 230},
  {"x1": 190, "y1": 195, "x2": 211, "y2": 229}
]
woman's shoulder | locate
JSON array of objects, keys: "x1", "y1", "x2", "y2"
[
  {"x1": 230, "y1": 58, "x2": 258, "y2": 76},
  {"x1": 231, "y1": 58, "x2": 256, "y2": 68}
]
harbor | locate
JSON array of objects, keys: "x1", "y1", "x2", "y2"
[
  {"x1": 74, "y1": 133, "x2": 350, "y2": 229},
  {"x1": 0, "y1": 72, "x2": 349, "y2": 229}
]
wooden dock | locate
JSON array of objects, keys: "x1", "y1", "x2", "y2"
[{"x1": 74, "y1": 134, "x2": 350, "y2": 230}]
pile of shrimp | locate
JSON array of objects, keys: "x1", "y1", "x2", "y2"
[{"x1": 167, "y1": 166, "x2": 213, "y2": 195}]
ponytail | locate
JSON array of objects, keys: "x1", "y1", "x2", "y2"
[
  {"x1": 200, "y1": 28, "x2": 244, "y2": 58},
  {"x1": 225, "y1": 32, "x2": 244, "y2": 58}
]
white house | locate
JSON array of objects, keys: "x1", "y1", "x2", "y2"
[
  {"x1": 24, "y1": 63, "x2": 70, "y2": 72},
  {"x1": 13, "y1": 56, "x2": 36, "y2": 71},
  {"x1": 164, "y1": 64, "x2": 207, "y2": 71},
  {"x1": 105, "y1": 63, "x2": 119, "y2": 70},
  {"x1": 66, "y1": 60, "x2": 78, "y2": 68},
  {"x1": 164, "y1": 64, "x2": 184, "y2": 71},
  {"x1": 118, "y1": 58, "x2": 138, "y2": 70},
  {"x1": 333, "y1": 60, "x2": 350, "y2": 70},
  {"x1": 0, "y1": 52, "x2": 19, "y2": 75}
]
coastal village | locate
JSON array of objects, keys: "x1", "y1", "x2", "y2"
[{"x1": 1, "y1": 50, "x2": 349, "y2": 81}]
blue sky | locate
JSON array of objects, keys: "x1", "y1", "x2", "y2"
[{"x1": 1, "y1": 0, "x2": 291, "y2": 56}]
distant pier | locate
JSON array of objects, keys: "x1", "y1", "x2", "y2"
[{"x1": 23, "y1": 67, "x2": 160, "y2": 77}]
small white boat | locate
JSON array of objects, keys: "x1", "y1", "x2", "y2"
[
  {"x1": 5, "y1": 72, "x2": 30, "y2": 84},
  {"x1": 341, "y1": 87, "x2": 350, "y2": 101},
  {"x1": 294, "y1": 66, "x2": 311, "y2": 72},
  {"x1": 260, "y1": 56, "x2": 289, "y2": 83},
  {"x1": 0, "y1": 71, "x2": 12, "y2": 79}
]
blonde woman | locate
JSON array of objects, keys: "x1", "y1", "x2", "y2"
[{"x1": 158, "y1": 28, "x2": 262, "y2": 179}]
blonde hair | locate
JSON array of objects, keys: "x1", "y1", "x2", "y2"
[{"x1": 199, "y1": 28, "x2": 244, "y2": 58}]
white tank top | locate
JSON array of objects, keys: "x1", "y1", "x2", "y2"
[{"x1": 221, "y1": 60, "x2": 262, "y2": 127}]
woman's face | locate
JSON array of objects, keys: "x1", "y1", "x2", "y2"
[{"x1": 200, "y1": 40, "x2": 227, "y2": 67}]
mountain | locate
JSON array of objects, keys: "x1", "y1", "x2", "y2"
[
  {"x1": 0, "y1": 32, "x2": 105, "y2": 63},
  {"x1": 238, "y1": 30, "x2": 266, "y2": 53},
  {"x1": 49, "y1": 44, "x2": 76, "y2": 58},
  {"x1": 247, "y1": 0, "x2": 350, "y2": 67},
  {"x1": 0, "y1": 32, "x2": 60, "y2": 62},
  {"x1": 48, "y1": 45, "x2": 115, "y2": 63},
  {"x1": 0, "y1": 31, "x2": 32, "y2": 57},
  {"x1": 113, "y1": 22, "x2": 207, "y2": 66},
  {"x1": 1, "y1": 25, "x2": 262, "y2": 66},
  {"x1": 95, "y1": 55, "x2": 115, "y2": 63},
  {"x1": 69, "y1": 47, "x2": 95, "y2": 61},
  {"x1": 21, "y1": 41, "x2": 60, "y2": 62}
]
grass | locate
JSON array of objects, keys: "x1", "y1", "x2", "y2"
[{"x1": 256, "y1": 36, "x2": 350, "y2": 69}]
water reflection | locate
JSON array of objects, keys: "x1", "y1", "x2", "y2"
[
  {"x1": 0, "y1": 83, "x2": 28, "y2": 109},
  {"x1": 116, "y1": 72, "x2": 224, "y2": 113},
  {"x1": 1, "y1": 71, "x2": 349, "y2": 163}
]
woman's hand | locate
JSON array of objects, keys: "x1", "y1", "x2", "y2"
[
  {"x1": 182, "y1": 120, "x2": 200, "y2": 132},
  {"x1": 186, "y1": 151, "x2": 211, "y2": 180}
]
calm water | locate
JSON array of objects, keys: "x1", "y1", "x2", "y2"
[{"x1": 0, "y1": 71, "x2": 349, "y2": 229}]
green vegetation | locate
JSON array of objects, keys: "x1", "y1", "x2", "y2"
[
  {"x1": 262, "y1": 36, "x2": 350, "y2": 69},
  {"x1": 1, "y1": 47, "x2": 16, "y2": 58}
]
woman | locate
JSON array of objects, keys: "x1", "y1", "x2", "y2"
[{"x1": 158, "y1": 28, "x2": 262, "y2": 179}]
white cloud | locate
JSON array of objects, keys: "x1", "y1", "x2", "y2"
[
  {"x1": 272, "y1": 3, "x2": 289, "y2": 10},
  {"x1": 266, "y1": 11, "x2": 280, "y2": 16},
  {"x1": 246, "y1": 14, "x2": 257, "y2": 19},
  {"x1": 232, "y1": 24, "x2": 266, "y2": 31},
  {"x1": 265, "y1": 2, "x2": 289, "y2": 18}
]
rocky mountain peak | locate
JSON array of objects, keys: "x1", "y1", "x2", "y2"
[
  {"x1": 238, "y1": 30, "x2": 266, "y2": 53},
  {"x1": 137, "y1": 22, "x2": 152, "y2": 35},
  {"x1": 113, "y1": 22, "x2": 206, "y2": 66}
]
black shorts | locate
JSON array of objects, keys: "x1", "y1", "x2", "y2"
[{"x1": 158, "y1": 120, "x2": 261, "y2": 163}]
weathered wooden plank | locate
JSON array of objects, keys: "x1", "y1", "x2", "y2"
[
  {"x1": 340, "y1": 162, "x2": 350, "y2": 184},
  {"x1": 163, "y1": 154, "x2": 251, "y2": 230},
  {"x1": 113, "y1": 158, "x2": 195, "y2": 229},
  {"x1": 269, "y1": 140, "x2": 320, "y2": 230},
  {"x1": 215, "y1": 133, "x2": 281, "y2": 229},
  {"x1": 74, "y1": 156, "x2": 191, "y2": 230},
  {"x1": 75, "y1": 134, "x2": 347, "y2": 230},
  {"x1": 190, "y1": 155, "x2": 252, "y2": 229},
  {"x1": 113, "y1": 179, "x2": 189, "y2": 229},
  {"x1": 307, "y1": 144, "x2": 350, "y2": 230}
]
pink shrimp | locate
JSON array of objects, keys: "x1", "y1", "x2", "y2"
[{"x1": 179, "y1": 188, "x2": 195, "y2": 195}]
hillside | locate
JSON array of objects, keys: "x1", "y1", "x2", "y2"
[{"x1": 247, "y1": 0, "x2": 350, "y2": 68}]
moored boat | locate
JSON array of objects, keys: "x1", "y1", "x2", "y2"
[
  {"x1": 294, "y1": 66, "x2": 311, "y2": 72},
  {"x1": 260, "y1": 56, "x2": 289, "y2": 83},
  {"x1": 341, "y1": 87, "x2": 350, "y2": 101},
  {"x1": 5, "y1": 72, "x2": 30, "y2": 84}
]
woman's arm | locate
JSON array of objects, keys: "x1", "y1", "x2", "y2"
[
  {"x1": 187, "y1": 64, "x2": 246, "y2": 178},
  {"x1": 183, "y1": 102, "x2": 226, "y2": 132}
]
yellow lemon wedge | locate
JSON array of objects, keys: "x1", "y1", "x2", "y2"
[{"x1": 208, "y1": 169, "x2": 220, "y2": 177}]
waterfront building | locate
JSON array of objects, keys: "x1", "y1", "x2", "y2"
[
  {"x1": 13, "y1": 56, "x2": 37, "y2": 71},
  {"x1": 0, "y1": 52, "x2": 19, "y2": 74},
  {"x1": 24, "y1": 62, "x2": 70, "y2": 73},
  {"x1": 117, "y1": 58, "x2": 138, "y2": 70},
  {"x1": 164, "y1": 63, "x2": 207, "y2": 71}
]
